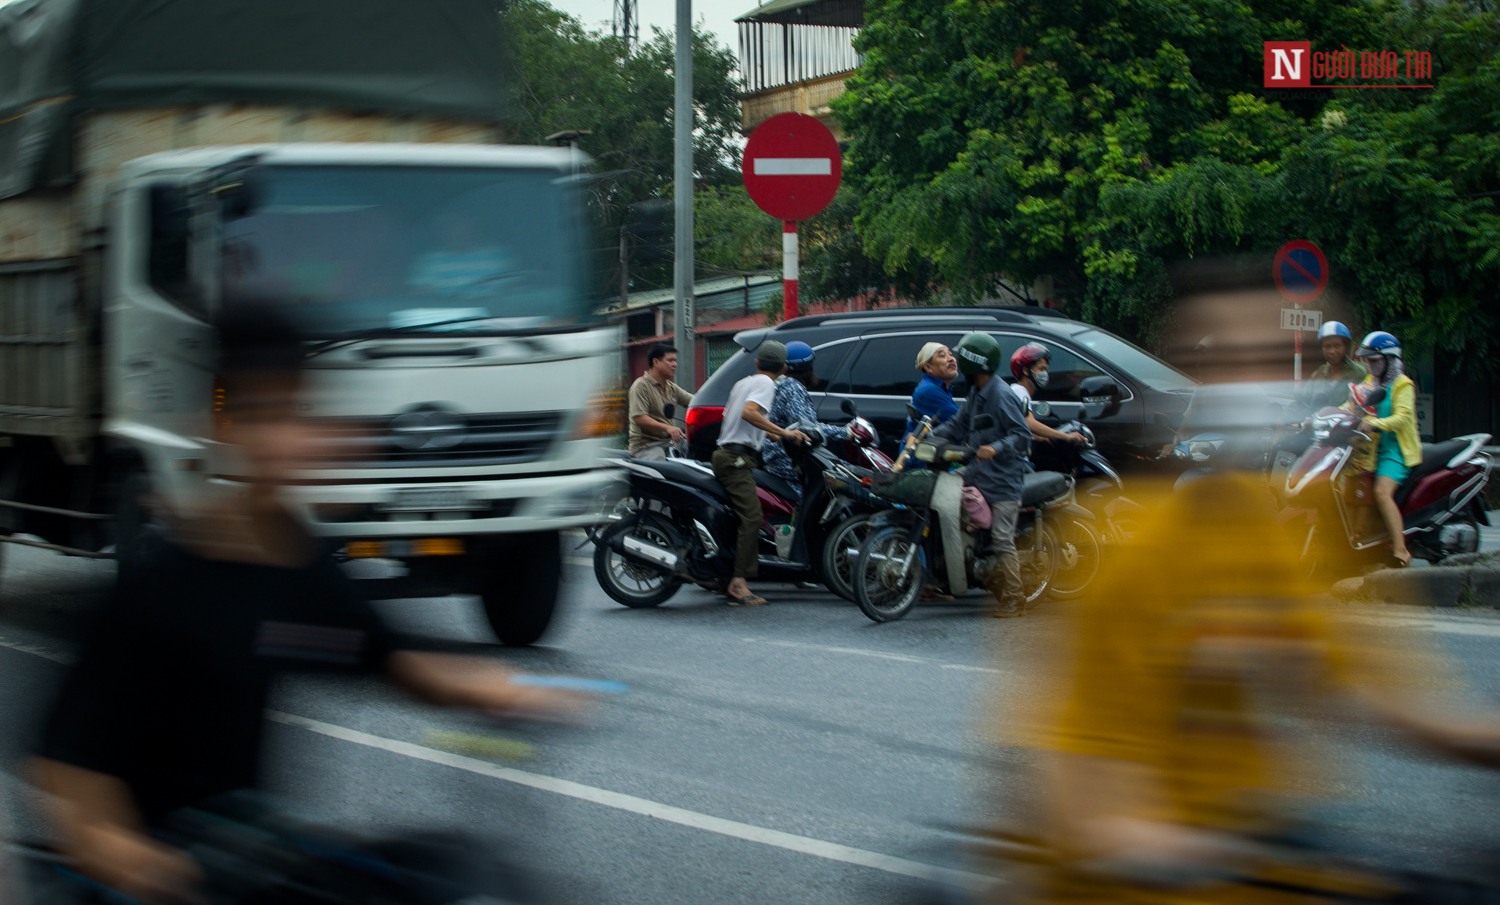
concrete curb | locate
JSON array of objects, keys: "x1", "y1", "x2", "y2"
[{"x1": 1332, "y1": 554, "x2": 1500, "y2": 607}]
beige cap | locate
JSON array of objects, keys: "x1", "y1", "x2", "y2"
[{"x1": 915, "y1": 342, "x2": 947, "y2": 369}]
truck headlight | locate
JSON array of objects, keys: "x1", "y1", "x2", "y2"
[{"x1": 572, "y1": 387, "x2": 627, "y2": 439}]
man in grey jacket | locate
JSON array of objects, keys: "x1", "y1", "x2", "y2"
[{"x1": 933, "y1": 332, "x2": 1035, "y2": 616}]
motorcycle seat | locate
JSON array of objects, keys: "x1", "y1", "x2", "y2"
[
  {"x1": 1022, "y1": 470, "x2": 1070, "y2": 507},
  {"x1": 1394, "y1": 439, "x2": 1470, "y2": 507},
  {"x1": 752, "y1": 468, "x2": 800, "y2": 502},
  {"x1": 644, "y1": 458, "x2": 730, "y2": 500}
]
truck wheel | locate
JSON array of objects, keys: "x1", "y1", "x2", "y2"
[
  {"x1": 481, "y1": 531, "x2": 561, "y2": 646},
  {"x1": 115, "y1": 469, "x2": 167, "y2": 582}
]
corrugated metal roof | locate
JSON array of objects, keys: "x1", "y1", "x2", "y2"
[
  {"x1": 601, "y1": 272, "x2": 781, "y2": 316},
  {"x1": 735, "y1": 0, "x2": 863, "y2": 27}
]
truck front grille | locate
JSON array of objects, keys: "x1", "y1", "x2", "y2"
[{"x1": 304, "y1": 411, "x2": 565, "y2": 467}]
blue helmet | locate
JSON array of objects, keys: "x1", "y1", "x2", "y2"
[
  {"x1": 785, "y1": 341, "x2": 816, "y2": 370},
  {"x1": 1317, "y1": 321, "x2": 1351, "y2": 341},
  {"x1": 1356, "y1": 330, "x2": 1401, "y2": 359}
]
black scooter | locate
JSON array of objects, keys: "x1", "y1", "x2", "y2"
[
  {"x1": 590, "y1": 419, "x2": 861, "y2": 607},
  {"x1": 1028, "y1": 406, "x2": 1145, "y2": 598},
  {"x1": 849, "y1": 411, "x2": 1079, "y2": 622}
]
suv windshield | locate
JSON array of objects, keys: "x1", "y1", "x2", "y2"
[
  {"x1": 220, "y1": 165, "x2": 597, "y2": 336},
  {"x1": 1072, "y1": 329, "x2": 1196, "y2": 392}
]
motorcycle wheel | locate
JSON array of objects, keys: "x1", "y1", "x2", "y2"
[
  {"x1": 853, "y1": 526, "x2": 925, "y2": 623},
  {"x1": 593, "y1": 513, "x2": 684, "y2": 608},
  {"x1": 1017, "y1": 522, "x2": 1059, "y2": 605},
  {"x1": 1047, "y1": 517, "x2": 1101, "y2": 600},
  {"x1": 822, "y1": 513, "x2": 875, "y2": 602}
]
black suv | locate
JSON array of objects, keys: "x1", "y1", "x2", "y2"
[{"x1": 685, "y1": 307, "x2": 1197, "y2": 468}]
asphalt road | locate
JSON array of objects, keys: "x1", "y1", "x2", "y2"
[{"x1": 3, "y1": 529, "x2": 1500, "y2": 904}]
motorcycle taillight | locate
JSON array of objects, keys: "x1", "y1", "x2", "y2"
[{"x1": 685, "y1": 406, "x2": 724, "y2": 444}]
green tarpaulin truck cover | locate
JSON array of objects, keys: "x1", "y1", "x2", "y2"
[{"x1": 0, "y1": 0, "x2": 509, "y2": 199}]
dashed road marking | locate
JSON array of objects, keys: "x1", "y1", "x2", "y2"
[
  {"x1": 743, "y1": 636, "x2": 1009, "y2": 674},
  {"x1": 267, "y1": 710, "x2": 993, "y2": 891}
]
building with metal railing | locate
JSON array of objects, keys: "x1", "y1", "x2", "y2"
[{"x1": 736, "y1": 0, "x2": 863, "y2": 136}]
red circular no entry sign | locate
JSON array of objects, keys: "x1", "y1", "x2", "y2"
[
  {"x1": 1272, "y1": 240, "x2": 1329, "y2": 304},
  {"x1": 741, "y1": 113, "x2": 842, "y2": 221}
]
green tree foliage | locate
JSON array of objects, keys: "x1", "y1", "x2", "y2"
[
  {"x1": 505, "y1": 0, "x2": 748, "y2": 292},
  {"x1": 837, "y1": 0, "x2": 1500, "y2": 368}
]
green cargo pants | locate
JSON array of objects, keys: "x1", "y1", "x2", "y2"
[{"x1": 711, "y1": 446, "x2": 762, "y2": 579}]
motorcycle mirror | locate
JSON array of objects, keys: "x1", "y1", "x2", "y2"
[
  {"x1": 1030, "y1": 400, "x2": 1052, "y2": 418},
  {"x1": 906, "y1": 402, "x2": 923, "y2": 420},
  {"x1": 972, "y1": 413, "x2": 996, "y2": 431},
  {"x1": 839, "y1": 397, "x2": 858, "y2": 417},
  {"x1": 663, "y1": 403, "x2": 675, "y2": 420},
  {"x1": 915, "y1": 442, "x2": 938, "y2": 463},
  {"x1": 1363, "y1": 386, "x2": 1387, "y2": 406},
  {"x1": 1312, "y1": 392, "x2": 1329, "y2": 408}
]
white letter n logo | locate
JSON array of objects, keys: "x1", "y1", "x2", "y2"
[{"x1": 1271, "y1": 48, "x2": 1303, "y2": 81}]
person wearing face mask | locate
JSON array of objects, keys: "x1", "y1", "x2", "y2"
[
  {"x1": 1344, "y1": 331, "x2": 1421, "y2": 566},
  {"x1": 1009, "y1": 343, "x2": 1086, "y2": 445}
]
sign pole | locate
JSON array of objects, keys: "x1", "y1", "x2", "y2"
[
  {"x1": 672, "y1": 0, "x2": 695, "y2": 388},
  {"x1": 782, "y1": 220, "x2": 798, "y2": 322},
  {"x1": 1294, "y1": 319, "x2": 1302, "y2": 382}
]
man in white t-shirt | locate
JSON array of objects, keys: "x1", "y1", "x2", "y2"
[
  {"x1": 1009, "y1": 342, "x2": 1085, "y2": 445},
  {"x1": 712, "y1": 341, "x2": 809, "y2": 606}
]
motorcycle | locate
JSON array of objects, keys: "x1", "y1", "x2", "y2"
[
  {"x1": 590, "y1": 417, "x2": 885, "y2": 607},
  {"x1": 849, "y1": 409, "x2": 1080, "y2": 623},
  {"x1": 1283, "y1": 385, "x2": 1493, "y2": 571},
  {"x1": 1027, "y1": 405, "x2": 1144, "y2": 598}
]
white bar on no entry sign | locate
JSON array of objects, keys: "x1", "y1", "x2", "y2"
[{"x1": 754, "y1": 157, "x2": 832, "y2": 175}]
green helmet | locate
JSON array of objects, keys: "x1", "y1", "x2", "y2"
[{"x1": 954, "y1": 332, "x2": 1001, "y2": 376}]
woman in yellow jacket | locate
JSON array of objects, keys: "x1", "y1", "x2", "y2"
[{"x1": 1346, "y1": 331, "x2": 1422, "y2": 565}]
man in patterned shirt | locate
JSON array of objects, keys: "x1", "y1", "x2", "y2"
[{"x1": 759, "y1": 341, "x2": 849, "y2": 499}]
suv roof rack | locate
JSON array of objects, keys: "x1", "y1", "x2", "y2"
[{"x1": 772, "y1": 305, "x2": 1068, "y2": 331}]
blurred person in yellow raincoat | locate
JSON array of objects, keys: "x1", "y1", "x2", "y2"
[{"x1": 988, "y1": 271, "x2": 1500, "y2": 905}]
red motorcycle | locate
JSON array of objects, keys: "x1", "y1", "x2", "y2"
[{"x1": 1282, "y1": 387, "x2": 1492, "y2": 571}]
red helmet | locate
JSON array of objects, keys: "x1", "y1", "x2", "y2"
[{"x1": 1010, "y1": 342, "x2": 1051, "y2": 379}]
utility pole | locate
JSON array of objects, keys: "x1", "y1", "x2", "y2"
[
  {"x1": 612, "y1": 0, "x2": 638, "y2": 48},
  {"x1": 672, "y1": 0, "x2": 695, "y2": 388}
]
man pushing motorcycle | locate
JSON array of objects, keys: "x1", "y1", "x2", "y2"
[{"x1": 932, "y1": 333, "x2": 1034, "y2": 617}]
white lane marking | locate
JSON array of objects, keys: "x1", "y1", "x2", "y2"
[
  {"x1": 743, "y1": 637, "x2": 1013, "y2": 674},
  {"x1": 267, "y1": 711, "x2": 992, "y2": 891},
  {"x1": 1345, "y1": 614, "x2": 1500, "y2": 638},
  {"x1": 745, "y1": 637, "x2": 929, "y2": 664},
  {"x1": 753, "y1": 157, "x2": 832, "y2": 176},
  {"x1": 564, "y1": 556, "x2": 592, "y2": 567},
  {"x1": 0, "y1": 636, "x2": 71, "y2": 664}
]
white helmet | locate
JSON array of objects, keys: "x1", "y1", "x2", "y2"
[{"x1": 1317, "y1": 321, "x2": 1351, "y2": 341}]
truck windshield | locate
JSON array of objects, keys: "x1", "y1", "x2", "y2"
[{"x1": 220, "y1": 165, "x2": 598, "y2": 335}]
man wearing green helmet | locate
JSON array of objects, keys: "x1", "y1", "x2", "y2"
[{"x1": 932, "y1": 333, "x2": 1035, "y2": 616}]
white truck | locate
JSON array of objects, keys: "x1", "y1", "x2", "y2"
[{"x1": 0, "y1": 0, "x2": 623, "y2": 643}]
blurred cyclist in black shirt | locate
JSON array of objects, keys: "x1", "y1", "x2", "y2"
[{"x1": 31, "y1": 307, "x2": 576, "y2": 903}]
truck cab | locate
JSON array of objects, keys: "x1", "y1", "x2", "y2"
[{"x1": 105, "y1": 143, "x2": 622, "y2": 643}]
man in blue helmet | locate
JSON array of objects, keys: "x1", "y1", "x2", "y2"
[
  {"x1": 760, "y1": 341, "x2": 848, "y2": 500},
  {"x1": 1302, "y1": 320, "x2": 1366, "y2": 407}
]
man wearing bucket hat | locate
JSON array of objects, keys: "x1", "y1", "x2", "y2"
[{"x1": 902, "y1": 341, "x2": 961, "y2": 452}]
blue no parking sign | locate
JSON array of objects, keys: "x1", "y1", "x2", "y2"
[{"x1": 1273, "y1": 240, "x2": 1329, "y2": 304}]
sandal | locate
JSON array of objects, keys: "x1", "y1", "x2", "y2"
[
  {"x1": 727, "y1": 592, "x2": 768, "y2": 607},
  {"x1": 1392, "y1": 551, "x2": 1413, "y2": 568}
]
